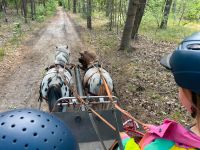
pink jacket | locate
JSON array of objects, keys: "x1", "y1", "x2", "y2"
[{"x1": 139, "y1": 119, "x2": 200, "y2": 149}]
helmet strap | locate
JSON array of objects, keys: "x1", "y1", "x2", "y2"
[
  {"x1": 191, "y1": 106, "x2": 197, "y2": 118},
  {"x1": 191, "y1": 92, "x2": 198, "y2": 118}
]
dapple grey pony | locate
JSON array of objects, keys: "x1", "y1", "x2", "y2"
[{"x1": 39, "y1": 46, "x2": 73, "y2": 112}]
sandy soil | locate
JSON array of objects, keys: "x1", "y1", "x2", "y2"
[{"x1": 0, "y1": 8, "x2": 83, "y2": 112}]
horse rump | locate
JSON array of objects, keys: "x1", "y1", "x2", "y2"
[{"x1": 47, "y1": 85, "x2": 62, "y2": 112}]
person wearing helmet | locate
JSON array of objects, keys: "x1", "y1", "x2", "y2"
[
  {"x1": 116, "y1": 32, "x2": 200, "y2": 150},
  {"x1": 139, "y1": 32, "x2": 200, "y2": 149},
  {"x1": 0, "y1": 108, "x2": 79, "y2": 150}
]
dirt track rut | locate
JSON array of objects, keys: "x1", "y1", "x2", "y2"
[{"x1": 0, "y1": 8, "x2": 82, "y2": 112}]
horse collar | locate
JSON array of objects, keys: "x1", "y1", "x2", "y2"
[{"x1": 87, "y1": 63, "x2": 101, "y2": 71}]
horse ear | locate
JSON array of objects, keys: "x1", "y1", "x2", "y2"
[
  {"x1": 66, "y1": 45, "x2": 68, "y2": 49},
  {"x1": 80, "y1": 52, "x2": 83, "y2": 56}
]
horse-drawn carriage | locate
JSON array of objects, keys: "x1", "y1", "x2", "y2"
[{"x1": 38, "y1": 46, "x2": 143, "y2": 150}]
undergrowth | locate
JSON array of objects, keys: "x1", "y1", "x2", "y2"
[
  {"x1": 140, "y1": 13, "x2": 199, "y2": 43},
  {"x1": 0, "y1": 2, "x2": 57, "y2": 61},
  {"x1": 70, "y1": 12, "x2": 194, "y2": 125}
]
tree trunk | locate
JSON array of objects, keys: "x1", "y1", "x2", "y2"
[
  {"x1": 87, "y1": 0, "x2": 92, "y2": 29},
  {"x1": 22, "y1": 0, "x2": 28, "y2": 23},
  {"x1": 109, "y1": 0, "x2": 114, "y2": 31},
  {"x1": 77, "y1": 0, "x2": 81, "y2": 13},
  {"x1": 2, "y1": 0, "x2": 6, "y2": 13},
  {"x1": 14, "y1": 0, "x2": 19, "y2": 15},
  {"x1": 0, "y1": 2, "x2": 2, "y2": 12},
  {"x1": 160, "y1": 0, "x2": 173, "y2": 29},
  {"x1": 172, "y1": 0, "x2": 176, "y2": 22},
  {"x1": 30, "y1": 0, "x2": 35, "y2": 20},
  {"x1": 119, "y1": 0, "x2": 138, "y2": 50},
  {"x1": 73, "y1": 0, "x2": 77, "y2": 13},
  {"x1": 33, "y1": 0, "x2": 36, "y2": 16},
  {"x1": 178, "y1": 1, "x2": 186, "y2": 25},
  {"x1": 43, "y1": 0, "x2": 46, "y2": 7},
  {"x1": 131, "y1": 0, "x2": 147, "y2": 39},
  {"x1": 68, "y1": 0, "x2": 70, "y2": 10},
  {"x1": 82, "y1": 0, "x2": 86, "y2": 14},
  {"x1": 106, "y1": 0, "x2": 110, "y2": 17},
  {"x1": 2, "y1": 0, "x2": 7, "y2": 22}
]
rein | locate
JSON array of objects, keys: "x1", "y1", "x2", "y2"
[
  {"x1": 50, "y1": 65, "x2": 117, "y2": 130},
  {"x1": 98, "y1": 66, "x2": 146, "y2": 135},
  {"x1": 84, "y1": 63, "x2": 146, "y2": 131},
  {"x1": 42, "y1": 62, "x2": 146, "y2": 136}
]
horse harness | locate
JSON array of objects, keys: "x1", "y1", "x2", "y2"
[
  {"x1": 83, "y1": 64, "x2": 113, "y2": 96},
  {"x1": 39, "y1": 64, "x2": 73, "y2": 102}
]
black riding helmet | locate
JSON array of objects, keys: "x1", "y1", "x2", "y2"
[
  {"x1": 160, "y1": 32, "x2": 200, "y2": 94},
  {"x1": 0, "y1": 108, "x2": 79, "y2": 150}
]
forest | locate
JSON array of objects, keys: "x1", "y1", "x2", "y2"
[
  {"x1": 0, "y1": 0, "x2": 199, "y2": 50},
  {"x1": 0, "y1": 0, "x2": 200, "y2": 126}
]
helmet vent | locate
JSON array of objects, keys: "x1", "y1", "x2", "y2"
[
  {"x1": 13, "y1": 139, "x2": 17, "y2": 143},
  {"x1": 11, "y1": 124, "x2": 15, "y2": 128},
  {"x1": 187, "y1": 44, "x2": 200, "y2": 50},
  {"x1": 24, "y1": 144, "x2": 29, "y2": 148},
  {"x1": 2, "y1": 135, "x2": 6, "y2": 139},
  {"x1": 33, "y1": 132, "x2": 38, "y2": 136},
  {"x1": 30, "y1": 120, "x2": 34, "y2": 123},
  {"x1": 22, "y1": 128, "x2": 27, "y2": 132},
  {"x1": 0, "y1": 109, "x2": 78, "y2": 149}
]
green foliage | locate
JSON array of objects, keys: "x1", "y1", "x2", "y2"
[
  {"x1": 11, "y1": 22, "x2": 22, "y2": 45},
  {"x1": 134, "y1": 0, "x2": 199, "y2": 42},
  {"x1": 36, "y1": 5, "x2": 45, "y2": 22},
  {"x1": 46, "y1": 0, "x2": 57, "y2": 13},
  {"x1": 140, "y1": 15, "x2": 198, "y2": 42},
  {"x1": 58, "y1": 0, "x2": 67, "y2": 8},
  {"x1": 146, "y1": 0, "x2": 165, "y2": 27},
  {"x1": 36, "y1": 0, "x2": 57, "y2": 22},
  {"x1": 183, "y1": 0, "x2": 200, "y2": 20},
  {"x1": 13, "y1": 22, "x2": 22, "y2": 37},
  {"x1": 0, "y1": 48, "x2": 5, "y2": 60},
  {"x1": 36, "y1": 15, "x2": 45, "y2": 22}
]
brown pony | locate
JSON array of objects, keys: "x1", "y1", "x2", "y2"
[{"x1": 79, "y1": 51, "x2": 113, "y2": 96}]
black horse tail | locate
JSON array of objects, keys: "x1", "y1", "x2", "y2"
[{"x1": 47, "y1": 85, "x2": 62, "y2": 112}]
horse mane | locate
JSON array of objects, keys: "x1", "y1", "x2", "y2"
[
  {"x1": 79, "y1": 51, "x2": 98, "y2": 70},
  {"x1": 55, "y1": 45, "x2": 71, "y2": 66}
]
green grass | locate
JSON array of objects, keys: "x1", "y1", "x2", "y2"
[
  {"x1": 0, "y1": 48, "x2": 5, "y2": 61},
  {"x1": 81, "y1": 10, "x2": 200, "y2": 44},
  {"x1": 139, "y1": 14, "x2": 199, "y2": 43}
]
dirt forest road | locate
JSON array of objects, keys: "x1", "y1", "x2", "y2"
[{"x1": 0, "y1": 8, "x2": 83, "y2": 112}]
